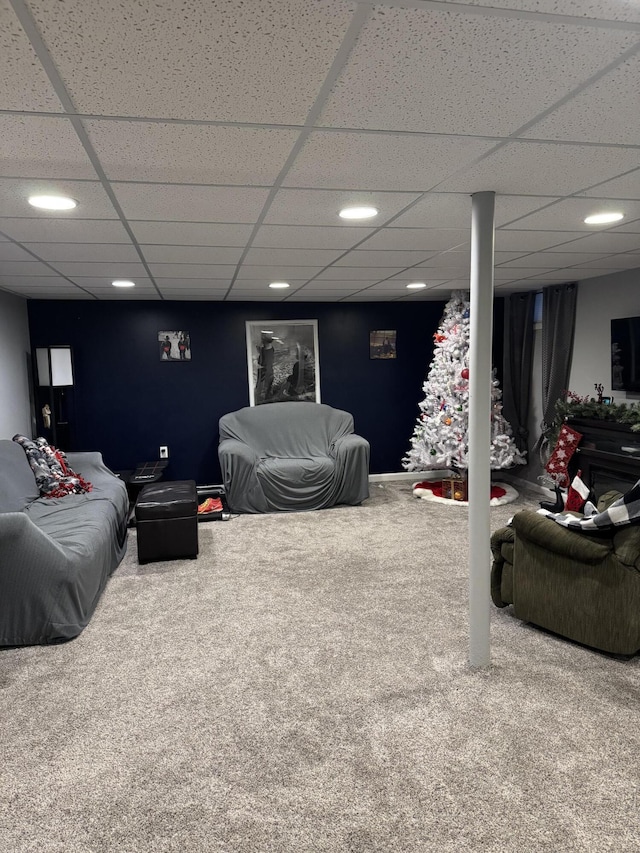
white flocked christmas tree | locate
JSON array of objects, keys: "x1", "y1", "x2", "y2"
[{"x1": 403, "y1": 290, "x2": 526, "y2": 472}]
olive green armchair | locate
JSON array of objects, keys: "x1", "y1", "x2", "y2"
[{"x1": 491, "y1": 491, "x2": 640, "y2": 655}]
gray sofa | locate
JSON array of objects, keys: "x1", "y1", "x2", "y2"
[
  {"x1": 218, "y1": 402, "x2": 370, "y2": 513},
  {"x1": 0, "y1": 439, "x2": 129, "y2": 646}
]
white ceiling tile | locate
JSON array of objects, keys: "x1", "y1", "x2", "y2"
[
  {"x1": 368, "y1": 279, "x2": 448, "y2": 292},
  {"x1": 610, "y1": 219, "x2": 640, "y2": 234},
  {"x1": 556, "y1": 232, "x2": 640, "y2": 253},
  {"x1": 358, "y1": 229, "x2": 469, "y2": 252},
  {"x1": 226, "y1": 293, "x2": 288, "y2": 301},
  {"x1": 130, "y1": 222, "x2": 254, "y2": 246},
  {"x1": 159, "y1": 292, "x2": 227, "y2": 300},
  {"x1": 496, "y1": 268, "x2": 573, "y2": 282},
  {"x1": 141, "y1": 246, "x2": 242, "y2": 265},
  {"x1": 64, "y1": 276, "x2": 156, "y2": 289},
  {"x1": 572, "y1": 265, "x2": 640, "y2": 278},
  {"x1": 314, "y1": 267, "x2": 403, "y2": 281},
  {"x1": 52, "y1": 261, "x2": 148, "y2": 277},
  {"x1": 85, "y1": 121, "x2": 299, "y2": 184},
  {"x1": 286, "y1": 291, "x2": 353, "y2": 301},
  {"x1": 2, "y1": 286, "x2": 94, "y2": 298},
  {"x1": 0, "y1": 0, "x2": 63, "y2": 111},
  {"x1": 568, "y1": 254, "x2": 640, "y2": 269},
  {"x1": 504, "y1": 198, "x2": 640, "y2": 231},
  {"x1": 578, "y1": 169, "x2": 640, "y2": 201},
  {"x1": 0, "y1": 115, "x2": 97, "y2": 180},
  {"x1": 0, "y1": 178, "x2": 119, "y2": 219},
  {"x1": 444, "y1": 1, "x2": 640, "y2": 24},
  {"x1": 390, "y1": 193, "x2": 558, "y2": 229},
  {"x1": 284, "y1": 131, "x2": 496, "y2": 191},
  {"x1": 23, "y1": 242, "x2": 140, "y2": 263},
  {"x1": 318, "y1": 6, "x2": 637, "y2": 135},
  {"x1": 243, "y1": 247, "x2": 343, "y2": 267},
  {"x1": 498, "y1": 251, "x2": 611, "y2": 268},
  {"x1": 0, "y1": 275, "x2": 76, "y2": 288},
  {"x1": 264, "y1": 189, "x2": 420, "y2": 226},
  {"x1": 148, "y1": 277, "x2": 229, "y2": 289},
  {"x1": 235, "y1": 266, "x2": 322, "y2": 281},
  {"x1": 0, "y1": 260, "x2": 56, "y2": 276},
  {"x1": 384, "y1": 268, "x2": 462, "y2": 282},
  {"x1": 295, "y1": 279, "x2": 379, "y2": 290},
  {"x1": 495, "y1": 230, "x2": 589, "y2": 251},
  {"x1": 111, "y1": 183, "x2": 270, "y2": 222},
  {"x1": 526, "y1": 55, "x2": 640, "y2": 145},
  {"x1": 437, "y1": 141, "x2": 640, "y2": 195},
  {"x1": 232, "y1": 279, "x2": 309, "y2": 289},
  {"x1": 333, "y1": 250, "x2": 433, "y2": 268},
  {"x1": 88, "y1": 292, "x2": 160, "y2": 300},
  {"x1": 27, "y1": 0, "x2": 356, "y2": 122},
  {"x1": 148, "y1": 264, "x2": 237, "y2": 279},
  {"x1": 0, "y1": 242, "x2": 35, "y2": 261},
  {"x1": 0, "y1": 218, "x2": 131, "y2": 243},
  {"x1": 252, "y1": 225, "x2": 373, "y2": 250}
]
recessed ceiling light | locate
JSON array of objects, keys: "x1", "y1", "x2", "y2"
[
  {"x1": 112, "y1": 280, "x2": 136, "y2": 288},
  {"x1": 338, "y1": 206, "x2": 379, "y2": 220},
  {"x1": 406, "y1": 282, "x2": 427, "y2": 289},
  {"x1": 584, "y1": 212, "x2": 624, "y2": 225},
  {"x1": 28, "y1": 194, "x2": 77, "y2": 211},
  {"x1": 269, "y1": 282, "x2": 290, "y2": 289}
]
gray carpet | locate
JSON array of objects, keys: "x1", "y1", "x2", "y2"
[{"x1": 2, "y1": 481, "x2": 640, "y2": 852}]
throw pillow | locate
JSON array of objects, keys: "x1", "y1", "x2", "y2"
[{"x1": 12, "y1": 434, "x2": 92, "y2": 498}]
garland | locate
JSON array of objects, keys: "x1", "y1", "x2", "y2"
[{"x1": 549, "y1": 390, "x2": 640, "y2": 448}]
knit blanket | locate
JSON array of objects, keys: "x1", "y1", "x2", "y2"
[
  {"x1": 13, "y1": 435, "x2": 92, "y2": 498},
  {"x1": 537, "y1": 479, "x2": 640, "y2": 532}
]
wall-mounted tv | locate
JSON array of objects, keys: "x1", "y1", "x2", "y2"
[{"x1": 611, "y1": 316, "x2": 640, "y2": 392}]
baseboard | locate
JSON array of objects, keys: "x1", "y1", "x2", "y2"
[
  {"x1": 369, "y1": 470, "x2": 454, "y2": 483},
  {"x1": 369, "y1": 469, "x2": 548, "y2": 496}
]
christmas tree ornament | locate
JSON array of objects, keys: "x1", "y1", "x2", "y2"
[{"x1": 403, "y1": 290, "x2": 526, "y2": 474}]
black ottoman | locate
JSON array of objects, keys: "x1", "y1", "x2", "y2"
[{"x1": 135, "y1": 480, "x2": 198, "y2": 564}]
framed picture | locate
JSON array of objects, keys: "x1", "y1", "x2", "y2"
[
  {"x1": 246, "y1": 320, "x2": 320, "y2": 406},
  {"x1": 370, "y1": 329, "x2": 397, "y2": 359},
  {"x1": 159, "y1": 331, "x2": 191, "y2": 361}
]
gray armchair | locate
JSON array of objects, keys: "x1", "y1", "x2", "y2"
[{"x1": 218, "y1": 402, "x2": 370, "y2": 513}]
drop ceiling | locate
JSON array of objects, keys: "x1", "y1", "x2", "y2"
[{"x1": 1, "y1": 0, "x2": 639, "y2": 302}]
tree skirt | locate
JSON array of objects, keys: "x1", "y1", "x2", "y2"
[{"x1": 412, "y1": 479, "x2": 519, "y2": 506}]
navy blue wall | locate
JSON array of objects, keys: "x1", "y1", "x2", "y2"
[{"x1": 28, "y1": 298, "x2": 504, "y2": 483}]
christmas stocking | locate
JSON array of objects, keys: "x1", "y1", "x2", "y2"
[
  {"x1": 544, "y1": 424, "x2": 582, "y2": 487},
  {"x1": 564, "y1": 470, "x2": 592, "y2": 513}
]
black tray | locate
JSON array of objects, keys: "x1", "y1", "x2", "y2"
[{"x1": 196, "y1": 485, "x2": 230, "y2": 522}]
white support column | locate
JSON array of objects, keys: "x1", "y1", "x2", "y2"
[{"x1": 468, "y1": 191, "x2": 496, "y2": 668}]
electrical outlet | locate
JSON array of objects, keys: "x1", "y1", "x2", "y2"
[{"x1": 159, "y1": 446, "x2": 169, "y2": 459}]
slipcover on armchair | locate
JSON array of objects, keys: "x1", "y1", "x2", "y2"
[
  {"x1": 491, "y1": 491, "x2": 640, "y2": 655},
  {"x1": 218, "y1": 402, "x2": 370, "y2": 513}
]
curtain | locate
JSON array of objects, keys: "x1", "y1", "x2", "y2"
[
  {"x1": 502, "y1": 291, "x2": 536, "y2": 457},
  {"x1": 533, "y1": 281, "x2": 579, "y2": 462}
]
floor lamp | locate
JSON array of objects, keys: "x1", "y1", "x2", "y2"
[{"x1": 35, "y1": 346, "x2": 74, "y2": 449}]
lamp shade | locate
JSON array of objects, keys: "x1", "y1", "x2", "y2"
[{"x1": 36, "y1": 346, "x2": 74, "y2": 387}]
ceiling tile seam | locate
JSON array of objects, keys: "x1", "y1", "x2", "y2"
[
  {"x1": 222, "y1": 3, "x2": 374, "y2": 300},
  {"x1": 355, "y1": 0, "x2": 640, "y2": 33},
  {"x1": 419, "y1": 39, "x2": 640, "y2": 200},
  {"x1": 8, "y1": 0, "x2": 164, "y2": 299},
  {"x1": 510, "y1": 42, "x2": 640, "y2": 141},
  {"x1": 6, "y1": 108, "x2": 640, "y2": 154},
  {"x1": 0, "y1": 227, "x2": 99, "y2": 297}
]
